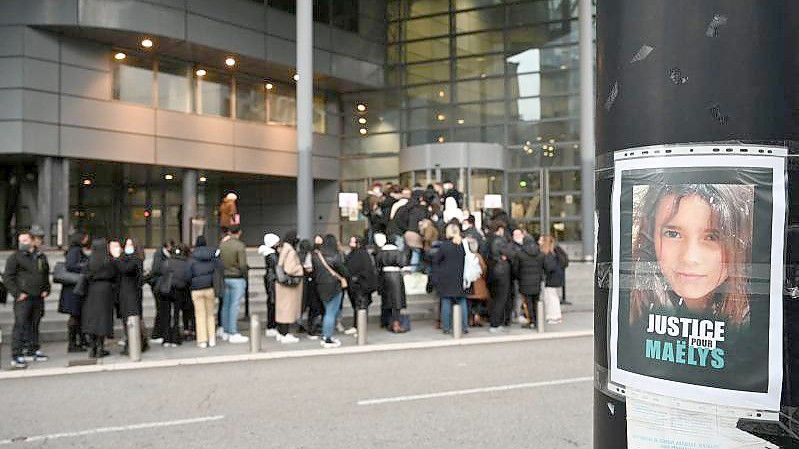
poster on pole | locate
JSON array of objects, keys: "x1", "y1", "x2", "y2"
[{"x1": 608, "y1": 145, "x2": 786, "y2": 410}]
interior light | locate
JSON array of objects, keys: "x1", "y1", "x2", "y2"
[
  {"x1": 519, "y1": 180, "x2": 528, "y2": 188},
  {"x1": 438, "y1": 90, "x2": 445, "y2": 98},
  {"x1": 293, "y1": 74, "x2": 300, "y2": 81},
  {"x1": 548, "y1": 138, "x2": 556, "y2": 144},
  {"x1": 436, "y1": 114, "x2": 446, "y2": 121},
  {"x1": 225, "y1": 57, "x2": 236, "y2": 67},
  {"x1": 359, "y1": 128, "x2": 368, "y2": 135},
  {"x1": 358, "y1": 117, "x2": 367, "y2": 124},
  {"x1": 141, "y1": 38, "x2": 153, "y2": 48},
  {"x1": 437, "y1": 136, "x2": 445, "y2": 143},
  {"x1": 199, "y1": 176, "x2": 207, "y2": 183},
  {"x1": 536, "y1": 136, "x2": 543, "y2": 141},
  {"x1": 265, "y1": 83, "x2": 274, "y2": 90},
  {"x1": 356, "y1": 103, "x2": 367, "y2": 112},
  {"x1": 114, "y1": 52, "x2": 126, "y2": 61},
  {"x1": 82, "y1": 179, "x2": 93, "y2": 186},
  {"x1": 195, "y1": 69, "x2": 207, "y2": 77},
  {"x1": 164, "y1": 174, "x2": 174, "y2": 180},
  {"x1": 457, "y1": 119, "x2": 465, "y2": 125}
]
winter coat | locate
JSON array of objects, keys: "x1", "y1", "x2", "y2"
[
  {"x1": 163, "y1": 255, "x2": 191, "y2": 294},
  {"x1": 311, "y1": 250, "x2": 349, "y2": 302},
  {"x1": 276, "y1": 243, "x2": 304, "y2": 324},
  {"x1": 431, "y1": 240, "x2": 466, "y2": 298},
  {"x1": 406, "y1": 204, "x2": 430, "y2": 233},
  {"x1": 263, "y1": 252, "x2": 278, "y2": 305},
  {"x1": 219, "y1": 237, "x2": 248, "y2": 278},
  {"x1": 468, "y1": 254, "x2": 490, "y2": 300},
  {"x1": 375, "y1": 245, "x2": 407, "y2": 310},
  {"x1": 485, "y1": 234, "x2": 512, "y2": 301},
  {"x1": 58, "y1": 244, "x2": 88, "y2": 315},
  {"x1": 116, "y1": 255, "x2": 143, "y2": 318},
  {"x1": 82, "y1": 259, "x2": 118, "y2": 337},
  {"x1": 514, "y1": 242, "x2": 545, "y2": 296},
  {"x1": 346, "y1": 248, "x2": 378, "y2": 309},
  {"x1": 3, "y1": 249, "x2": 50, "y2": 300},
  {"x1": 149, "y1": 249, "x2": 169, "y2": 291},
  {"x1": 219, "y1": 199, "x2": 238, "y2": 228},
  {"x1": 363, "y1": 195, "x2": 387, "y2": 234},
  {"x1": 387, "y1": 201, "x2": 410, "y2": 238},
  {"x1": 543, "y1": 252, "x2": 565, "y2": 288},
  {"x1": 187, "y1": 246, "x2": 219, "y2": 291}
]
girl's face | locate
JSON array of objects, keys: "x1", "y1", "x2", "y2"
[
  {"x1": 349, "y1": 237, "x2": 357, "y2": 249},
  {"x1": 653, "y1": 194, "x2": 728, "y2": 303}
]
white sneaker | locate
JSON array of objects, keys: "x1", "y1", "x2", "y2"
[
  {"x1": 265, "y1": 328, "x2": 278, "y2": 338},
  {"x1": 228, "y1": 333, "x2": 249, "y2": 344},
  {"x1": 208, "y1": 337, "x2": 216, "y2": 348},
  {"x1": 197, "y1": 342, "x2": 208, "y2": 349},
  {"x1": 489, "y1": 327, "x2": 502, "y2": 334},
  {"x1": 279, "y1": 333, "x2": 299, "y2": 344},
  {"x1": 216, "y1": 327, "x2": 225, "y2": 338},
  {"x1": 221, "y1": 332, "x2": 230, "y2": 342},
  {"x1": 321, "y1": 338, "x2": 341, "y2": 348},
  {"x1": 517, "y1": 316, "x2": 530, "y2": 325},
  {"x1": 117, "y1": 339, "x2": 127, "y2": 347},
  {"x1": 343, "y1": 327, "x2": 357, "y2": 335},
  {"x1": 306, "y1": 334, "x2": 320, "y2": 341}
]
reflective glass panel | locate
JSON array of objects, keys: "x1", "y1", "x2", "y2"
[
  {"x1": 158, "y1": 60, "x2": 192, "y2": 112},
  {"x1": 404, "y1": 37, "x2": 450, "y2": 63},
  {"x1": 113, "y1": 55, "x2": 153, "y2": 106},
  {"x1": 456, "y1": 54, "x2": 506, "y2": 79},
  {"x1": 196, "y1": 70, "x2": 231, "y2": 117},
  {"x1": 403, "y1": 15, "x2": 450, "y2": 40},
  {"x1": 456, "y1": 77, "x2": 505, "y2": 102},
  {"x1": 454, "y1": 7, "x2": 505, "y2": 33},
  {"x1": 405, "y1": 60, "x2": 450, "y2": 83},
  {"x1": 456, "y1": 31, "x2": 504, "y2": 56},
  {"x1": 236, "y1": 80, "x2": 266, "y2": 122}
]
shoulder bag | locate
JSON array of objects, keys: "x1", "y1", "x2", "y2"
[{"x1": 315, "y1": 250, "x2": 348, "y2": 289}]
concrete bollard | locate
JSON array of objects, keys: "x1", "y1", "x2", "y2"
[
  {"x1": 537, "y1": 300, "x2": 545, "y2": 333},
  {"x1": 127, "y1": 316, "x2": 142, "y2": 362},
  {"x1": 356, "y1": 309, "x2": 368, "y2": 346},
  {"x1": 452, "y1": 303, "x2": 463, "y2": 339},
  {"x1": 250, "y1": 314, "x2": 261, "y2": 353},
  {"x1": 0, "y1": 328, "x2": 3, "y2": 370}
]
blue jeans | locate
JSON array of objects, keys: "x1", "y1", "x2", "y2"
[
  {"x1": 441, "y1": 297, "x2": 469, "y2": 333},
  {"x1": 410, "y1": 249, "x2": 421, "y2": 268},
  {"x1": 222, "y1": 278, "x2": 246, "y2": 334},
  {"x1": 322, "y1": 291, "x2": 344, "y2": 339}
]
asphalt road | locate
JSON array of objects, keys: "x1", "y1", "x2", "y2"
[{"x1": 0, "y1": 336, "x2": 593, "y2": 448}]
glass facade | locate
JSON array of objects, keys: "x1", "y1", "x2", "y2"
[{"x1": 341, "y1": 0, "x2": 586, "y2": 242}]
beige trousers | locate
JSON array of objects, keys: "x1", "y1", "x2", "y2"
[{"x1": 191, "y1": 288, "x2": 216, "y2": 344}]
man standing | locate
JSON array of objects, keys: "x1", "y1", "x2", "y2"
[
  {"x1": 4, "y1": 226, "x2": 51, "y2": 369},
  {"x1": 219, "y1": 226, "x2": 249, "y2": 343}
]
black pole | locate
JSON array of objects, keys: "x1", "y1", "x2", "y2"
[{"x1": 594, "y1": 2, "x2": 799, "y2": 447}]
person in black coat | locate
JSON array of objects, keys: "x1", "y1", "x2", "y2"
[
  {"x1": 258, "y1": 233, "x2": 280, "y2": 337},
  {"x1": 374, "y1": 233, "x2": 409, "y2": 333},
  {"x1": 159, "y1": 244, "x2": 191, "y2": 346},
  {"x1": 540, "y1": 235, "x2": 564, "y2": 324},
  {"x1": 116, "y1": 238, "x2": 148, "y2": 355},
  {"x1": 432, "y1": 224, "x2": 468, "y2": 334},
  {"x1": 299, "y1": 238, "x2": 322, "y2": 338},
  {"x1": 345, "y1": 236, "x2": 378, "y2": 331},
  {"x1": 58, "y1": 232, "x2": 90, "y2": 352},
  {"x1": 82, "y1": 239, "x2": 119, "y2": 358},
  {"x1": 486, "y1": 221, "x2": 513, "y2": 332},
  {"x1": 148, "y1": 241, "x2": 173, "y2": 342},
  {"x1": 188, "y1": 236, "x2": 222, "y2": 348},
  {"x1": 311, "y1": 235, "x2": 349, "y2": 348},
  {"x1": 513, "y1": 236, "x2": 545, "y2": 328}
]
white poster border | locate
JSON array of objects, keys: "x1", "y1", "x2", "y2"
[{"x1": 609, "y1": 146, "x2": 786, "y2": 411}]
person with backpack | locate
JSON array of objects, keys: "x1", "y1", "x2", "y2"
[
  {"x1": 159, "y1": 244, "x2": 192, "y2": 346},
  {"x1": 540, "y1": 235, "x2": 564, "y2": 324},
  {"x1": 345, "y1": 236, "x2": 378, "y2": 333},
  {"x1": 311, "y1": 235, "x2": 349, "y2": 348},
  {"x1": 187, "y1": 236, "x2": 221, "y2": 348},
  {"x1": 432, "y1": 224, "x2": 469, "y2": 335}
]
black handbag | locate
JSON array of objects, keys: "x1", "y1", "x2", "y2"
[
  {"x1": 73, "y1": 275, "x2": 88, "y2": 296},
  {"x1": 53, "y1": 262, "x2": 82, "y2": 285},
  {"x1": 0, "y1": 281, "x2": 7, "y2": 304},
  {"x1": 158, "y1": 271, "x2": 174, "y2": 295},
  {"x1": 276, "y1": 264, "x2": 302, "y2": 286}
]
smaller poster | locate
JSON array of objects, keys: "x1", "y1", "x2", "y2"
[
  {"x1": 609, "y1": 145, "x2": 786, "y2": 410},
  {"x1": 338, "y1": 192, "x2": 359, "y2": 209},
  {"x1": 484, "y1": 194, "x2": 503, "y2": 209}
]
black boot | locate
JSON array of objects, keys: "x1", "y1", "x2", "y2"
[
  {"x1": 67, "y1": 325, "x2": 82, "y2": 353},
  {"x1": 96, "y1": 337, "x2": 110, "y2": 358},
  {"x1": 88, "y1": 335, "x2": 97, "y2": 358}
]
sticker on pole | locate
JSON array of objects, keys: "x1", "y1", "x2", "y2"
[{"x1": 608, "y1": 145, "x2": 786, "y2": 410}]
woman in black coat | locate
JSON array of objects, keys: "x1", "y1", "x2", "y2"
[
  {"x1": 311, "y1": 234, "x2": 349, "y2": 348},
  {"x1": 159, "y1": 245, "x2": 191, "y2": 346},
  {"x1": 116, "y1": 238, "x2": 148, "y2": 354},
  {"x1": 82, "y1": 238, "x2": 119, "y2": 358},
  {"x1": 432, "y1": 224, "x2": 468, "y2": 334},
  {"x1": 58, "y1": 232, "x2": 89, "y2": 352},
  {"x1": 345, "y1": 236, "x2": 378, "y2": 329},
  {"x1": 513, "y1": 236, "x2": 545, "y2": 328},
  {"x1": 486, "y1": 222, "x2": 513, "y2": 332},
  {"x1": 374, "y1": 233, "x2": 409, "y2": 333}
]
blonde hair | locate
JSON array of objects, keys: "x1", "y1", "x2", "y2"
[
  {"x1": 539, "y1": 235, "x2": 556, "y2": 254},
  {"x1": 445, "y1": 223, "x2": 462, "y2": 241}
]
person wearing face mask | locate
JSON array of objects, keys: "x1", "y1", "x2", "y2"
[
  {"x1": 258, "y1": 233, "x2": 281, "y2": 338},
  {"x1": 188, "y1": 236, "x2": 222, "y2": 348},
  {"x1": 275, "y1": 231, "x2": 304, "y2": 344},
  {"x1": 58, "y1": 232, "x2": 90, "y2": 353},
  {"x1": 147, "y1": 240, "x2": 173, "y2": 344},
  {"x1": 4, "y1": 227, "x2": 51, "y2": 368},
  {"x1": 82, "y1": 239, "x2": 119, "y2": 358},
  {"x1": 115, "y1": 238, "x2": 148, "y2": 355}
]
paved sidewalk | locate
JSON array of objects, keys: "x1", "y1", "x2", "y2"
[{"x1": 0, "y1": 311, "x2": 593, "y2": 378}]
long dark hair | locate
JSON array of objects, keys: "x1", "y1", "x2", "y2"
[
  {"x1": 88, "y1": 238, "x2": 109, "y2": 273},
  {"x1": 320, "y1": 234, "x2": 339, "y2": 256},
  {"x1": 629, "y1": 184, "x2": 752, "y2": 326}
]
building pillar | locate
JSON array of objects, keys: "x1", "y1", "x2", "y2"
[
  {"x1": 296, "y1": 0, "x2": 314, "y2": 239},
  {"x1": 182, "y1": 169, "x2": 198, "y2": 245},
  {"x1": 578, "y1": 0, "x2": 595, "y2": 261},
  {"x1": 35, "y1": 157, "x2": 53, "y2": 246}
]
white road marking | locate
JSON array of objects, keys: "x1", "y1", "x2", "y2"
[
  {"x1": 357, "y1": 377, "x2": 593, "y2": 406},
  {"x1": 0, "y1": 415, "x2": 225, "y2": 445}
]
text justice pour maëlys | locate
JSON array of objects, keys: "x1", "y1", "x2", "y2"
[{"x1": 643, "y1": 314, "x2": 726, "y2": 369}]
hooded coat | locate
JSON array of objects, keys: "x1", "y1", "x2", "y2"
[
  {"x1": 513, "y1": 240, "x2": 545, "y2": 296},
  {"x1": 346, "y1": 243, "x2": 378, "y2": 309},
  {"x1": 187, "y1": 246, "x2": 219, "y2": 291},
  {"x1": 276, "y1": 241, "x2": 304, "y2": 323},
  {"x1": 58, "y1": 239, "x2": 88, "y2": 316},
  {"x1": 259, "y1": 233, "x2": 280, "y2": 303},
  {"x1": 431, "y1": 240, "x2": 466, "y2": 298},
  {"x1": 116, "y1": 253, "x2": 144, "y2": 318},
  {"x1": 82, "y1": 240, "x2": 118, "y2": 337}
]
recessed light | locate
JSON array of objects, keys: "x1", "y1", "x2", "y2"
[
  {"x1": 437, "y1": 136, "x2": 445, "y2": 143},
  {"x1": 265, "y1": 83, "x2": 274, "y2": 90},
  {"x1": 114, "y1": 52, "x2": 126, "y2": 60},
  {"x1": 359, "y1": 128, "x2": 368, "y2": 135},
  {"x1": 358, "y1": 117, "x2": 367, "y2": 124},
  {"x1": 548, "y1": 139, "x2": 555, "y2": 144},
  {"x1": 356, "y1": 104, "x2": 367, "y2": 112},
  {"x1": 436, "y1": 114, "x2": 446, "y2": 121},
  {"x1": 199, "y1": 176, "x2": 207, "y2": 183},
  {"x1": 195, "y1": 69, "x2": 207, "y2": 77},
  {"x1": 225, "y1": 57, "x2": 236, "y2": 67},
  {"x1": 457, "y1": 119, "x2": 465, "y2": 125},
  {"x1": 438, "y1": 90, "x2": 445, "y2": 97},
  {"x1": 164, "y1": 174, "x2": 174, "y2": 180},
  {"x1": 82, "y1": 179, "x2": 92, "y2": 186},
  {"x1": 293, "y1": 74, "x2": 300, "y2": 81},
  {"x1": 141, "y1": 38, "x2": 153, "y2": 48}
]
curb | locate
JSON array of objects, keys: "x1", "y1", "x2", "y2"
[{"x1": 0, "y1": 330, "x2": 594, "y2": 380}]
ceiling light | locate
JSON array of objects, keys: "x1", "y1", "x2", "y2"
[
  {"x1": 82, "y1": 179, "x2": 92, "y2": 186},
  {"x1": 359, "y1": 128, "x2": 368, "y2": 135},
  {"x1": 358, "y1": 117, "x2": 367, "y2": 124},
  {"x1": 225, "y1": 57, "x2": 236, "y2": 67},
  {"x1": 356, "y1": 103, "x2": 367, "y2": 112},
  {"x1": 436, "y1": 114, "x2": 446, "y2": 121},
  {"x1": 293, "y1": 74, "x2": 300, "y2": 81},
  {"x1": 536, "y1": 136, "x2": 543, "y2": 141},
  {"x1": 573, "y1": 144, "x2": 579, "y2": 149},
  {"x1": 164, "y1": 174, "x2": 174, "y2": 180},
  {"x1": 438, "y1": 90, "x2": 445, "y2": 97},
  {"x1": 457, "y1": 119, "x2": 465, "y2": 125},
  {"x1": 199, "y1": 176, "x2": 207, "y2": 183},
  {"x1": 141, "y1": 38, "x2": 153, "y2": 48},
  {"x1": 265, "y1": 83, "x2": 274, "y2": 90},
  {"x1": 548, "y1": 138, "x2": 555, "y2": 144},
  {"x1": 195, "y1": 69, "x2": 207, "y2": 77},
  {"x1": 437, "y1": 136, "x2": 445, "y2": 143},
  {"x1": 560, "y1": 65, "x2": 567, "y2": 70},
  {"x1": 114, "y1": 52, "x2": 126, "y2": 61},
  {"x1": 525, "y1": 140, "x2": 531, "y2": 145}
]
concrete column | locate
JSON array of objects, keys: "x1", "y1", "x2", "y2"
[
  {"x1": 296, "y1": 0, "x2": 314, "y2": 239},
  {"x1": 182, "y1": 169, "x2": 198, "y2": 245},
  {"x1": 36, "y1": 157, "x2": 53, "y2": 246},
  {"x1": 578, "y1": 0, "x2": 595, "y2": 261}
]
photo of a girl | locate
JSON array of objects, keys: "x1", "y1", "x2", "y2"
[{"x1": 629, "y1": 183, "x2": 754, "y2": 328}]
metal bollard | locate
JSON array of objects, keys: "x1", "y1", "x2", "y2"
[
  {"x1": 0, "y1": 329, "x2": 3, "y2": 370},
  {"x1": 452, "y1": 302, "x2": 463, "y2": 339},
  {"x1": 537, "y1": 300, "x2": 545, "y2": 333},
  {"x1": 127, "y1": 316, "x2": 142, "y2": 362},
  {"x1": 250, "y1": 314, "x2": 261, "y2": 353},
  {"x1": 356, "y1": 309, "x2": 368, "y2": 346}
]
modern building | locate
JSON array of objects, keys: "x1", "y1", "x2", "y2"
[{"x1": 0, "y1": 0, "x2": 593, "y2": 254}]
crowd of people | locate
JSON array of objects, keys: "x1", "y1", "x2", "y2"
[{"x1": 1, "y1": 184, "x2": 572, "y2": 369}]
